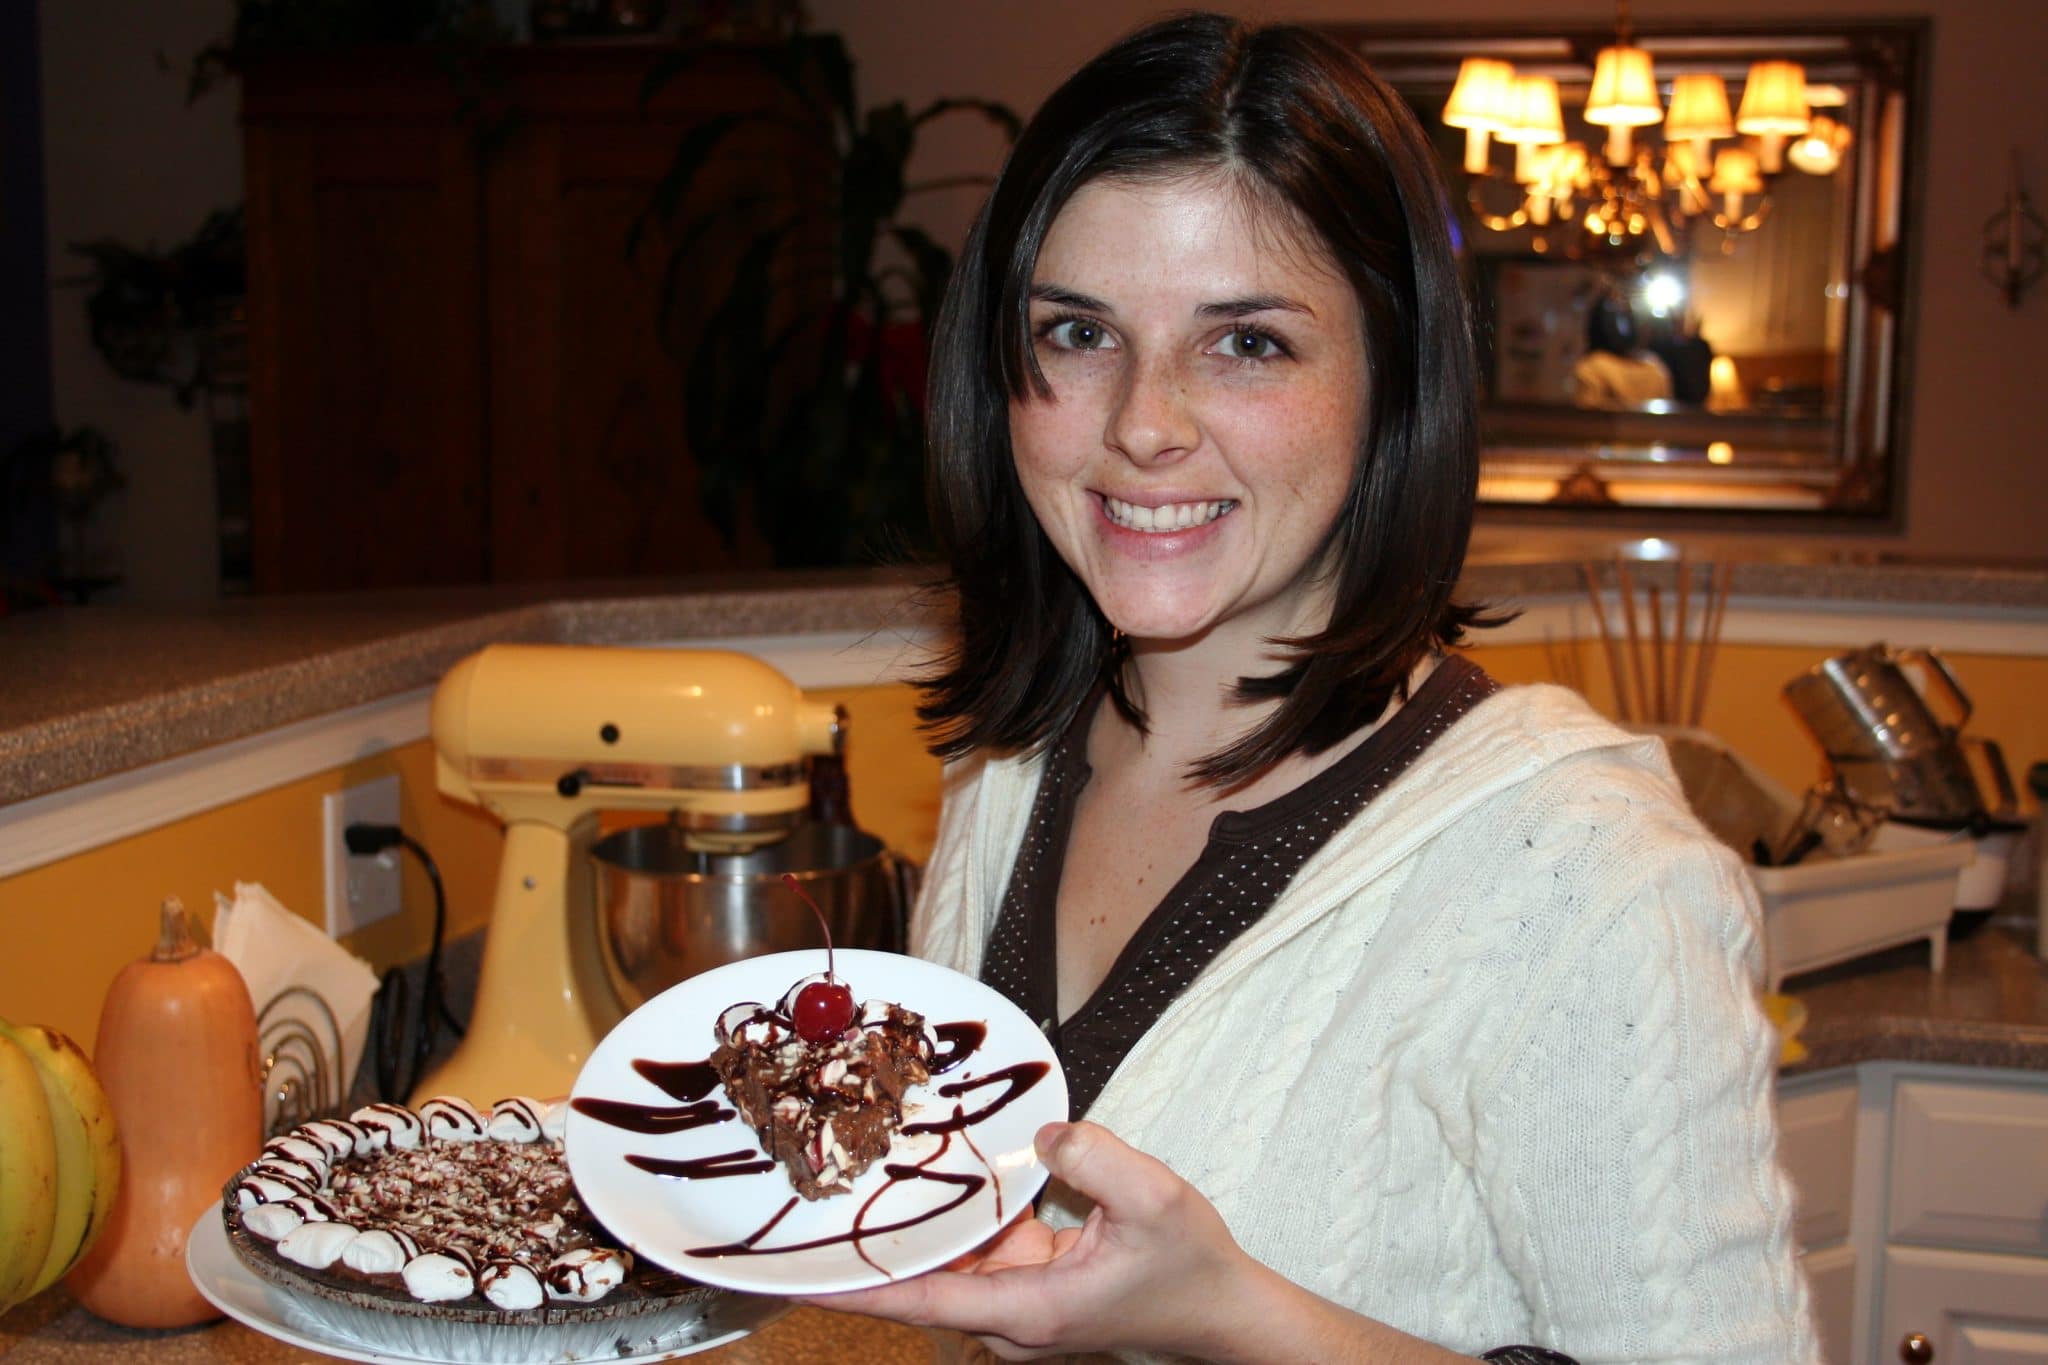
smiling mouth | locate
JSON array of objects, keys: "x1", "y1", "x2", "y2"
[{"x1": 1100, "y1": 495, "x2": 1237, "y2": 533}]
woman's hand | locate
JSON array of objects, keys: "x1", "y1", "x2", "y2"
[{"x1": 798, "y1": 1120, "x2": 1255, "y2": 1360}]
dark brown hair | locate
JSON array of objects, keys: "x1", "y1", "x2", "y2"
[{"x1": 918, "y1": 12, "x2": 1496, "y2": 785}]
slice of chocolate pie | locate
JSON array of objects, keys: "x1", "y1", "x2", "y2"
[{"x1": 710, "y1": 976, "x2": 938, "y2": 1200}]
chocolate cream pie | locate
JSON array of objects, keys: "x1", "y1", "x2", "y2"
[
  {"x1": 710, "y1": 974, "x2": 938, "y2": 1200},
  {"x1": 222, "y1": 1096, "x2": 695, "y2": 1321}
]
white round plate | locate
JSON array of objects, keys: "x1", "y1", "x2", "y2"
[
  {"x1": 186, "y1": 1208, "x2": 779, "y2": 1364},
  {"x1": 567, "y1": 948, "x2": 1068, "y2": 1296}
]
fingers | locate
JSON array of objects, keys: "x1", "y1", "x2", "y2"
[
  {"x1": 806, "y1": 1264, "x2": 1049, "y2": 1338},
  {"x1": 1035, "y1": 1120, "x2": 1181, "y2": 1222}
]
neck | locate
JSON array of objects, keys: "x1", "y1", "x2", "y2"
[{"x1": 1109, "y1": 591, "x2": 1333, "y2": 779}]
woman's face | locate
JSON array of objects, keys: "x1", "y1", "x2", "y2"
[{"x1": 1010, "y1": 174, "x2": 1369, "y2": 648}]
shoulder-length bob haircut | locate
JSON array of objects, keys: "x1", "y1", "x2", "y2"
[{"x1": 918, "y1": 12, "x2": 1495, "y2": 786}]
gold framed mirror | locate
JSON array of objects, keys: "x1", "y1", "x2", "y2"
[{"x1": 1323, "y1": 20, "x2": 1926, "y2": 522}]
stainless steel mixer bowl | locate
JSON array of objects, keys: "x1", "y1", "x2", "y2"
[{"x1": 591, "y1": 820, "x2": 908, "y2": 1011}]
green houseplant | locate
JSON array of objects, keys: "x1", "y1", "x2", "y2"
[{"x1": 637, "y1": 32, "x2": 1017, "y2": 567}]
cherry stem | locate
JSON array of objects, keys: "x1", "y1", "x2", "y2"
[{"x1": 781, "y1": 872, "x2": 834, "y2": 980}]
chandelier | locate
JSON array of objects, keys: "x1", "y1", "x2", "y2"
[{"x1": 1441, "y1": 2, "x2": 1852, "y2": 256}]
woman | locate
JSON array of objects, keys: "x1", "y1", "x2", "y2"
[{"x1": 816, "y1": 15, "x2": 1815, "y2": 1363}]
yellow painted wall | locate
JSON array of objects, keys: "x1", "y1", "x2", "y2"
[
  {"x1": 0, "y1": 684, "x2": 942, "y2": 1051},
  {"x1": 4, "y1": 653, "x2": 2041, "y2": 1052}
]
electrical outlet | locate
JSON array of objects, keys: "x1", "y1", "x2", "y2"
[{"x1": 323, "y1": 775, "x2": 402, "y2": 937}]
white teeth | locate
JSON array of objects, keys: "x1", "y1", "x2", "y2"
[{"x1": 1103, "y1": 496, "x2": 1234, "y2": 532}]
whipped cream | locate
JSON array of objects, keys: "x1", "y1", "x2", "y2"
[
  {"x1": 241, "y1": 1202, "x2": 304, "y2": 1241},
  {"x1": 418, "y1": 1095, "x2": 487, "y2": 1141},
  {"x1": 340, "y1": 1228, "x2": 418, "y2": 1276},
  {"x1": 234, "y1": 1174, "x2": 308, "y2": 1208},
  {"x1": 402, "y1": 1251, "x2": 475, "y2": 1302},
  {"x1": 487, "y1": 1097, "x2": 546, "y2": 1142},
  {"x1": 349, "y1": 1101, "x2": 423, "y2": 1151},
  {"x1": 718, "y1": 1001, "x2": 787, "y2": 1046},
  {"x1": 480, "y1": 1260, "x2": 544, "y2": 1310},
  {"x1": 277, "y1": 1220, "x2": 358, "y2": 1270},
  {"x1": 261, "y1": 1134, "x2": 330, "y2": 1174},
  {"x1": 544, "y1": 1247, "x2": 630, "y2": 1302},
  {"x1": 299, "y1": 1119, "x2": 366, "y2": 1161}
]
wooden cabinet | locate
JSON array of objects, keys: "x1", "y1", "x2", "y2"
[{"x1": 242, "y1": 45, "x2": 814, "y2": 592}]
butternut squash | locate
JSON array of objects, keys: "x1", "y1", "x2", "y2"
[{"x1": 67, "y1": 897, "x2": 263, "y2": 1327}]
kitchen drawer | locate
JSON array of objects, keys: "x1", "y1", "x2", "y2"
[
  {"x1": 1882, "y1": 1246, "x2": 2048, "y2": 1363},
  {"x1": 1779, "y1": 1080, "x2": 1858, "y2": 1248},
  {"x1": 1889, "y1": 1079, "x2": 2048, "y2": 1254}
]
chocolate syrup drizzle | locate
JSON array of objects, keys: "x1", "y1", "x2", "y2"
[{"x1": 578, "y1": 1016, "x2": 1048, "y2": 1272}]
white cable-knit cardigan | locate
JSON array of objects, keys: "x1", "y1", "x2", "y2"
[{"x1": 911, "y1": 683, "x2": 1818, "y2": 1365}]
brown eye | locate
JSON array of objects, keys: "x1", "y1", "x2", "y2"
[
  {"x1": 1225, "y1": 329, "x2": 1280, "y2": 359},
  {"x1": 1048, "y1": 319, "x2": 1109, "y2": 351}
]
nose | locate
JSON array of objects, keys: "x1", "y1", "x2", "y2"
[{"x1": 1105, "y1": 352, "x2": 1197, "y2": 466}]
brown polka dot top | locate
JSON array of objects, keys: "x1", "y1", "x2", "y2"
[{"x1": 979, "y1": 654, "x2": 1500, "y2": 1117}]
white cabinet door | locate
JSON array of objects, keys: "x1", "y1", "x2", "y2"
[
  {"x1": 1781, "y1": 1080, "x2": 1859, "y2": 1248},
  {"x1": 1889, "y1": 1080, "x2": 2048, "y2": 1255},
  {"x1": 1803, "y1": 1242, "x2": 1856, "y2": 1365},
  {"x1": 1881, "y1": 1246, "x2": 2048, "y2": 1364}
]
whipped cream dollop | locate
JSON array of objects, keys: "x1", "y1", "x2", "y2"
[
  {"x1": 544, "y1": 1247, "x2": 630, "y2": 1302},
  {"x1": 480, "y1": 1259, "x2": 545, "y2": 1311},
  {"x1": 486, "y1": 1096, "x2": 546, "y2": 1142},
  {"x1": 717, "y1": 1001, "x2": 788, "y2": 1047},
  {"x1": 349, "y1": 1101, "x2": 424, "y2": 1151},
  {"x1": 403, "y1": 1251, "x2": 475, "y2": 1302},
  {"x1": 418, "y1": 1095, "x2": 487, "y2": 1141},
  {"x1": 340, "y1": 1228, "x2": 419, "y2": 1276},
  {"x1": 261, "y1": 1133, "x2": 330, "y2": 1174},
  {"x1": 278, "y1": 1220, "x2": 358, "y2": 1270},
  {"x1": 241, "y1": 1202, "x2": 304, "y2": 1241},
  {"x1": 234, "y1": 1174, "x2": 307, "y2": 1208},
  {"x1": 299, "y1": 1119, "x2": 366, "y2": 1161}
]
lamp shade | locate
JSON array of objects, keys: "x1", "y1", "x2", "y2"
[
  {"x1": 1665, "y1": 73, "x2": 1734, "y2": 142},
  {"x1": 1496, "y1": 75, "x2": 1565, "y2": 145},
  {"x1": 1786, "y1": 115, "x2": 1851, "y2": 175},
  {"x1": 1585, "y1": 45, "x2": 1662, "y2": 127},
  {"x1": 1736, "y1": 60, "x2": 1811, "y2": 136},
  {"x1": 1709, "y1": 146, "x2": 1764, "y2": 195},
  {"x1": 1444, "y1": 58, "x2": 1517, "y2": 131}
]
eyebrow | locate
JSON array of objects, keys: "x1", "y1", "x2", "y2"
[
  {"x1": 1196, "y1": 294, "x2": 1314, "y2": 320},
  {"x1": 1027, "y1": 283, "x2": 1314, "y2": 320}
]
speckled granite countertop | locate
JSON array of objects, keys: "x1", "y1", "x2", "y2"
[
  {"x1": 4, "y1": 554, "x2": 2047, "y2": 806},
  {"x1": 1782, "y1": 917, "x2": 2048, "y2": 1076},
  {"x1": 0, "y1": 1291, "x2": 926, "y2": 1363}
]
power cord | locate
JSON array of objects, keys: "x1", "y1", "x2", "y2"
[{"x1": 344, "y1": 823, "x2": 466, "y2": 1101}]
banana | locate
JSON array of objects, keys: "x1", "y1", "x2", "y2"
[
  {"x1": 0, "y1": 1020, "x2": 120, "y2": 1297},
  {"x1": 0, "y1": 1025, "x2": 58, "y2": 1311}
]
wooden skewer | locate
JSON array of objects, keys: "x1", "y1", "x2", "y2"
[
  {"x1": 1688, "y1": 562, "x2": 1734, "y2": 728},
  {"x1": 1580, "y1": 562, "x2": 1632, "y2": 723},
  {"x1": 1648, "y1": 584, "x2": 1667, "y2": 724},
  {"x1": 1614, "y1": 558, "x2": 1652, "y2": 725}
]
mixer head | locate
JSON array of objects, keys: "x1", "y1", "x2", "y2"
[{"x1": 431, "y1": 644, "x2": 843, "y2": 849}]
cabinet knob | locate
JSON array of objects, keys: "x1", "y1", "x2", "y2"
[{"x1": 1899, "y1": 1332, "x2": 1934, "y2": 1364}]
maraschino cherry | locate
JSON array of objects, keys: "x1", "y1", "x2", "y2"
[{"x1": 782, "y1": 873, "x2": 856, "y2": 1042}]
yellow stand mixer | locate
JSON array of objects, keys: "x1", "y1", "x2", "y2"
[{"x1": 414, "y1": 644, "x2": 842, "y2": 1103}]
